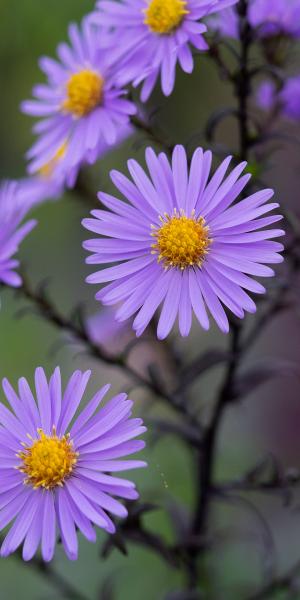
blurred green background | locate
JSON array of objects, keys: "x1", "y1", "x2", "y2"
[{"x1": 1, "y1": 1, "x2": 300, "y2": 599}]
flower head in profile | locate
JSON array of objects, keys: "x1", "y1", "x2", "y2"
[
  {"x1": 0, "y1": 181, "x2": 36, "y2": 288},
  {"x1": 19, "y1": 175, "x2": 64, "y2": 210},
  {"x1": 210, "y1": 0, "x2": 300, "y2": 40},
  {"x1": 4, "y1": 148, "x2": 76, "y2": 222},
  {"x1": 21, "y1": 20, "x2": 136, "y2": 175},
  {"x1": 21, "y1": 121, "x2": 133, "y2": 209},
  {"x1": 83, "y1": 145, "x2": 284, "y2": 339},
  {"x1": 90, "y1": 0, "x2": 237, "y2": 100},
  {"x1": 257, "y1": 76, "x2": 300, "y2": 121},
  {"x1": 0, "y1": 367, "x2": 146, "y2": 561},
  {"x1": 19, "y1": 140, "x2": 79, "y2": 209}
]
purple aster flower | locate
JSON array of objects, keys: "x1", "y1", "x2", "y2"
[
  {"x1": 21, "y1": 20, "x2": 136, "y2": 175},
  {"x1": 0, "y1": 367, "x2": 146, "y2": 561},
  {"x1": 210, "y1": 0, "x2": 300, "y2": 40},
  {"x1": 257, "y1": 75, "x2": 300, "y2": 121},
  {"x1": 0, "y1": 181, "x2": 37, "y2": 288},
  {"x1": 82, "y1": 145, "x2": 284, "y2": 340},
  {"x1": 90, "y1": 0, "x2": 237, "y2": 101}
]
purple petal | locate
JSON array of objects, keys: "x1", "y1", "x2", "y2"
[
  {"x1": 70, "y1": 384, "x2": 111, "y2": 438},
  {"x1": 58, "y1": 370, "x2": 91, "y2": 435},
  {"x1": 41, "y1": 491, "x2": 56, "y2": 562},
  {"x1": 57, "y1": 488, "x2": 78, "y2": 560}
]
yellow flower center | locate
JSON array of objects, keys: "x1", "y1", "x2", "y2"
[
  {"x1": 38, "y1": 142, "x2": 67, "y2": 179},
  {"x1": 151, "y1": 210, "x2": 210, "y2": 270},
  {"x1": 144, "y1": 0, "x2": 189, "y2": 34},
  {"x1": 62, "y1": 69, "x2": 104, "y2": 118},
  {"x1": 18, "y1": 428, "x2": 78, "y2": 489}
]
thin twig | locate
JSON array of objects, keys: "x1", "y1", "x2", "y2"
[
  {"x1": 131, "y1": 115, "x2": 174, "y2": 154},
  {"x1": 214, "y1": 470, "x2": 300, "y2": 496},
  {"x1": 235, "y1": 0, "x2": 252, "y2": 161},
  {"x1": 193, "y1": 321, "x2": 241, "y2": 537},
  {"x1": 192, "y1": 0, "x2": 251, "y2": 544},
  {"x1": 185, "y1": 1, "x2": 253, "y2": 591},
  {"x1": 247, "y1": 561, "x2": 300, "y2": 600},
  {"x1": 207, "y1": 44, "x2": 234, "y2": 81},
  {"x1": 5, "y1": 274, "x2": 198, "y2": 429}
]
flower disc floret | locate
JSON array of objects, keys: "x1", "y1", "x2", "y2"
[
  {"x1": 144, "y1": 0, "x2": 189, "y2": 34},
  {"x1": 63, "y1": 70, "x2": 104, "y2": 118},
  {"x1": 152, "y1": 209, "x2": 210, "y2": 269},
  {"x1": 18, "y1": 428, "x2": 77, "y2": 489}
]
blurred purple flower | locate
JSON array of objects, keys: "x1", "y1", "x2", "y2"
[
  {"x1": 19, "y1": 176, "x2": 64, "y2": 209},
  {"x1": 87, "y1": 306, "x2": 132, "y2": 354},
  {"x1": 279, "y1": 75, "x2": 300, "y2": 120},
  {"x1": 210, "y1": 0, "x2": 300, "y2": 39},
  {"x1": 257, "y1": 75, "x2": 300, "y2": 120},
  {"x1": 208, "y1": 6, "x2": 238, "y2": 38},
  {"x1": 256, "y1": 80, "x2": 276, "y2": 111},
  {"x1": 0, "y1": 367, "x2": 146, "y2": 561},
  {"x1": 19, "y1": 123, "x2": 133, "y2": 209},
  {"x1": 82, "y1": 145, "x2": 284, "y2": 340},
  {"x1": 250, "y1": 0, "x2": 300, "y2": 38},
  {"x1": 90, "y1": 0, "x2": 237, "y2": 101},
  {"x1": 21, "y1": 20, "x2": 136, "y2": 177},
  {"x1": 17, "y1": 171, "x2": 69, "y2": 212},
  {"x1": 0, "y1": 181, "x2": 36, "y2": 288}
]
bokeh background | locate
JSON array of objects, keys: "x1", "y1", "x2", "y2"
[{"x1": 1, "y1": 1, "x2": 300, "y2": 598}]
